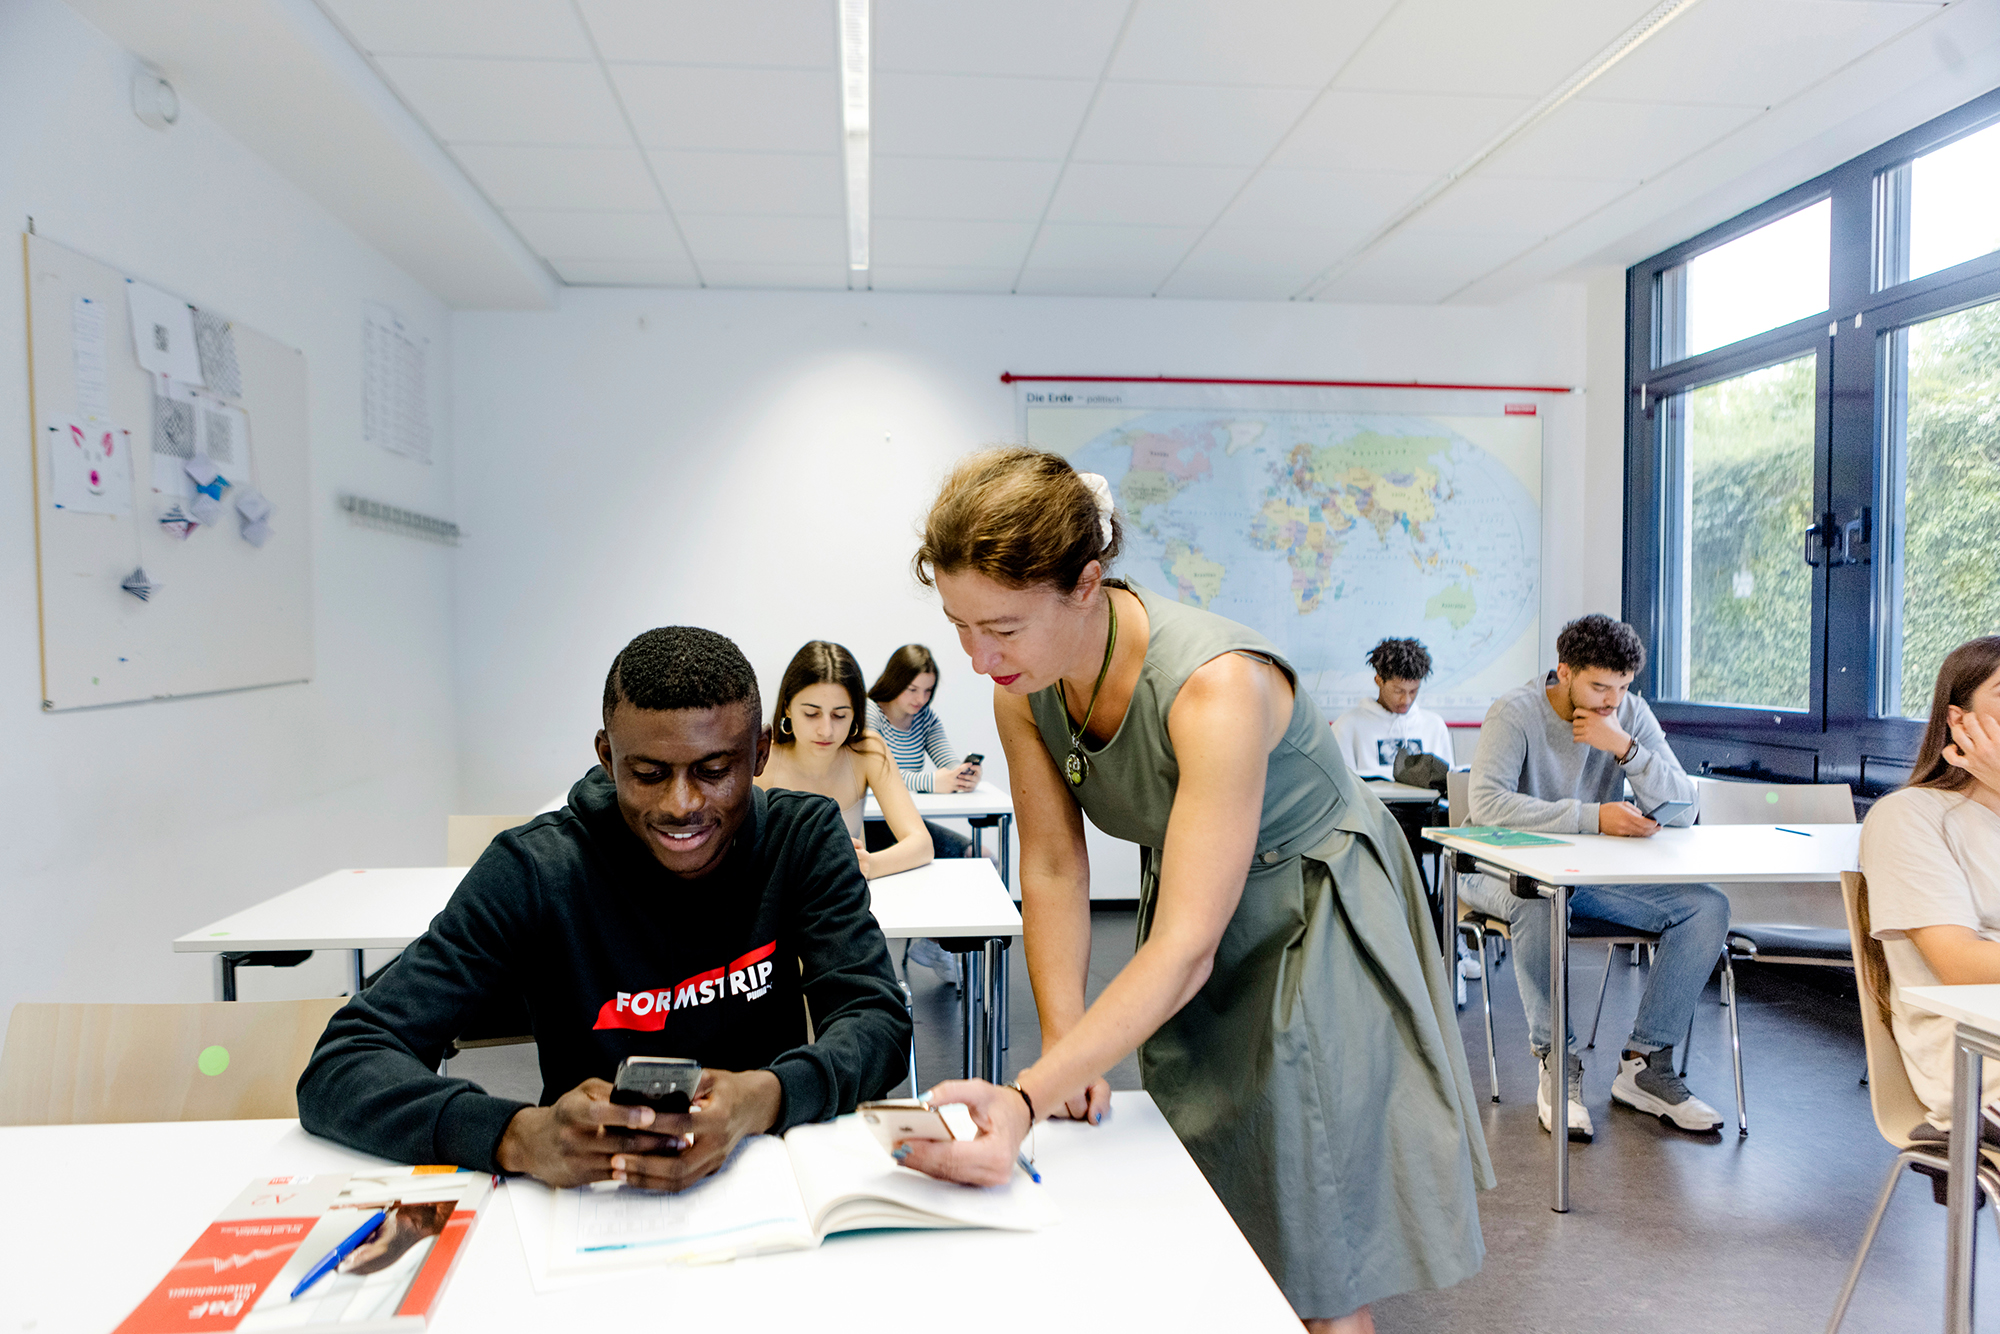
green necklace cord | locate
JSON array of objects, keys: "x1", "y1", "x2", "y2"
[{"x1": 1056, "y1": 593, "x2": 1119, "y2": 787}]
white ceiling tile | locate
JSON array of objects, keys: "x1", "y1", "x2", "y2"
[
  {"x1": 1111, "y1": 0, "x2": 1399, "y2": 87},
  {"x1": 1029, "y1": 222, "x2": 1201, "y2": 268},
  {"x1": 374, "y1": 57, "x2": 629, "y2": 145},
  {"x1": 1317, "y1": 226, "x2": 1536, "y2": 302},
  {"x1": 868, "y1": 266, "x2": 1021, "y2": 293},
  {"x1": 1043, "y1": 163, "x2": 1252, "y2": 226},
  {"x1": 1485, "y1": 99, "x2": 1764, "y2": 182},
  {"x1": 1410, "y1": 173, "x2": 1636, "y2": 235},
  {"x1": 1155, "y1": 266, "x2": 1316, "y2": 300},
  {"x1": 648, "y1": 151, "x2": 844, "y2": 215},
  {"x1": 1156, "y1": 231, "x2": 1338, "y2": 298},
  {"x1": 1074, "y1": 83, "x2": 1318, "y2": 165},
  {"x1": 1335, "y1": 0, "x2": 1666, "y2": 97},
  {"x1": 613, "y1": 66, "x2": 840, "y2": 152},
  {"x1": 874, "y1": 74, "x2": 1096, "y2": 159},
  {"x1": 1271, "y1": 89, "x2": 1531, "y2": 174},
  {"x1": 872, "y1": 219, "x2": 1038, "y2": 268},
  {"x1": 322, "y1": 0, "x2": 593, "y2": 59},
  {"x1": 701, "y1": 262, "x2": 853, "y2": 290},
  {"x1": 1580, "y1": 0, "x2": 1943, "y2": 106},
  {"x1": 551, "y1": 258, "x2": 699, "y2": 286},
  {"x1": 1217, "y1": 167, "x2": 1427, "y2": 229},
  {"x1": 874, "y1": 157, "x2": 1065, "y2": 220},
  {"x1": 1013, "y1": 268, "x2": 1165, "y2": 296},
  {"x1": 874, "y1": 0, "x2": 1131, "y2": 77},
  {"x1": 578, "y1": 0, "x2": 835, "y2": 67},
  {"x1": 507, "y1": 209, "x2": 688, "y2": 260},
  {"x1": 453, "y1": 145, "x2": 659, "y2": 210},
  {"x1": 677, "y1": 213, "x2": 849, "y2": 264}
]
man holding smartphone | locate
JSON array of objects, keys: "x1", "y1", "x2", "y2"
[
  {"x1": 1460, "y1": 614, "x2": 1728, "y2": 1140},
  {"x1": 298, "y1": 626, "x2": 912, "y2": 1192}
]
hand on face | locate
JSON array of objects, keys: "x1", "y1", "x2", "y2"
[
  {"x1": 1572, "y1": 706, "x2": 1633, "y2": 758},
  {"x1": 1945, "y1": 705, "x2": 2000, "y2": 791}
]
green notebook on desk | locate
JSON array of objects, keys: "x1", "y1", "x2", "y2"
[{"x1": 1448, "y1": 826, "x2": 1571, "y2": 847}]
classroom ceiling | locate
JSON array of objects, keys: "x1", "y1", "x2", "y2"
[{"x1": 70, "y1": 0, "x2": 2000, "y2": 305}]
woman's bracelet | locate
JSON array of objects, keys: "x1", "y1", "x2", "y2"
[{"x1": 1007, "y1": 1080, "x2": 1036, "y2": 1124}]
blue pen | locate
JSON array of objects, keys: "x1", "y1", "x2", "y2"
[
  {"x1": 289, "y1": 1210, "x2": 387, "y2": 1299},
  {"x1": 1774, "y1": 827, "x2": 1812, "y2": 837},
  {"x1": 1017, "y1": 1153, "x2": 1042, "y2": 1184}
]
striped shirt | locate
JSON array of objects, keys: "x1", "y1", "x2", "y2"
[{"x1": 865, "y1": 701, "x2": 956, "y2": 792}]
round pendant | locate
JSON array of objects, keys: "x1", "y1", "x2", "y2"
[{"x1": 1065, "y1": 749, "x2": 1088, "y2": 787}]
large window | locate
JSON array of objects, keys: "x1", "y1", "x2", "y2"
[{"x1": 1626, "y1": 89, "x2": 2000, "y2": 791}]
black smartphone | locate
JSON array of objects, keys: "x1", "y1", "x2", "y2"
[
  {"x1": 610, "y1": 1056, "x2": 702, "y2": 1115},
  {"x1": 1642, "y1": 798, "x2": 1693, "y2": 824},
  {"x1": 962, "y1": 753, "x2": 983, "y2": 766}
]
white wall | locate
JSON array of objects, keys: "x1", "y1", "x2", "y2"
[
  {"x1": 0, "y1": 0, "x2": 460, "y2": 1012},
  {"x1": 453, "y1": 282, "x2": 1599, "y2": 895}
]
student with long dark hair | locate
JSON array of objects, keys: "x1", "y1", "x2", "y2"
[
  {"x1": 756, "y1": 641, "x2": 933, "y2": 881},
  {"x1": 864, "y1": 644, "x2": 980, "y2": 865},
  {"x1": 1860, "y1": 635, "x2": 2000, "y2": 1133}
]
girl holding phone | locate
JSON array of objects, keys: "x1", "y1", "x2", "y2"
[{"x1": 895, "y1": 449, "x2": 1491, "y2": 1333}]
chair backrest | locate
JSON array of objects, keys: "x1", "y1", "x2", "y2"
[
  {"x1": 1696, "y1": 776, "x2": 1856, "y2": 825},
  {"x1": 0, "y1": 997, "x2": 348, "y2": 1125},
  {"x1": 1446, "y1": 769, "x2": 1470, "y2": 827},
  {"x1": 1839, "y1": 871, "x2": 1928, "y2": 1149},
  {"x1": 447, "y1": 814, "x2": 533, "y2": 868}
]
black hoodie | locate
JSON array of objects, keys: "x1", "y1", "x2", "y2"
[{"x1": 296, "y1": 768, "x2": 911, "y2": 1171}]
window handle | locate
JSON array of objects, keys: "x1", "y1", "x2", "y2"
[
  {"x1": 1836, "y1": 507, "x2": 1872, "y2": 566},
  {"x1": 1802, "y1": 514, "x2": 1834, "y2": 568}
]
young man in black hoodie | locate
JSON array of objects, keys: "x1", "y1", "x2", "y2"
[{"x1": 298, "y1": 626, "x2": 912, "y2": 1191}]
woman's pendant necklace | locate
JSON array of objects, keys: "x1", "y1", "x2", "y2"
[{"x1": 1058, "y1": 595, "x2": 1118, "y2": 788}]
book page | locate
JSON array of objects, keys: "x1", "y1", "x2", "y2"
[
  {"x1": 548, "y1": 1136, "x2": 814, "y2": 1275},
  {"x1": 783, "y1": 1116, "x2": 1058, "y2": 1237}
]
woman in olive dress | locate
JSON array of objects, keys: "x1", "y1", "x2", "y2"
[{"x1": 896, "y1": 448, "x2": 1491, "y2": 1333}]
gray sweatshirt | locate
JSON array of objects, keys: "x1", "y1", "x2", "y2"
[{"x1": 1468, "y1": 674, "x2": 1697, "y2": 834}]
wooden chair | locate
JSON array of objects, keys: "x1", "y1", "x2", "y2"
[
  {"x1": 1826, "y1": 871, "x2": 2000, "y2": 1332},
  {"x1": 0, "y1": 998, "x2": 346, "y2": 1125},
  {"x1": 440, "y1": 815, "x2": 538, "y2": 1065}
]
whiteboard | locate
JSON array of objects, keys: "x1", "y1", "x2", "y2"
[{"x1": 24, "y1": 233, "x2": 313, "y2": 710}]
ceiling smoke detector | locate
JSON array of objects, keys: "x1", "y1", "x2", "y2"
[{"x1": 132, "y1": 68, "x2": 179, "y2": 131}]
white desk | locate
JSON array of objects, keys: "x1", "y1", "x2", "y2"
[
  {"x1": 174, "y1": 867, "x2": 469, "y2": 998},
  {"x1": 869, "y1": 859, "x2": 1023, "y2": 1084},
  {"x1": 1899, "y1": 984, "x2": 2000, "y2": 1334},
  {"x1": 0, "y1": 1092, "x2": 1298, "y2": 1334},
  {"x1": 865, "y1": 780, "x2": 1016, "y2": 890},
  {"x1": 1363, "y1": 779, "x2": 1446, "y2": 804},
  {"x1": 1424, "y1": 823, "x2": 1860, "y2": 1213}
]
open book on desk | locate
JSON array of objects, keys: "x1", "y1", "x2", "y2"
[{"x1": 537, "y1": 1114, "x2": 1055, "y2": 1279}]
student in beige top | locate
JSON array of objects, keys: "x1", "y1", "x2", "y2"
[
  {"x1": 1859, "y1": 635, "x2": 2000, "y2": 1130},
  {"x1": 755, "y1": 641, "x2": 933, "y2": 881}
]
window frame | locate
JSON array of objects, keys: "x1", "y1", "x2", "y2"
[{"x1": 1624, "y1": 87, "x2": 2000, "y2": 793}]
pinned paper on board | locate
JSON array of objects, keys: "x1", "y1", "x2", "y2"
[
  {"x1": 192, "y1": 308, "x2": 241, "y2": 398},
  {"x1": 72, "y1": 295, "x2": 111, "y2": 420},
  {"x1": 151, "y1": 375, "x2": 196, "y2": 458},
  {"x1": 125, "y1": 279, "x2": 203, "y2": 384},
  {"x1": 197, "y1": 398, "x2": 247, "y2": 465},
  {"x1": 47, "y1": 418, "x2": 133, "y2": 515},
  {"x1": 120, "y1": 567, "x2": 159, "y2": 602}
]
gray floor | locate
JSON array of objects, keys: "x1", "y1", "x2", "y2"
[{"x1": 448, "y1": 908, "x2": 1982, "y2": 1332}]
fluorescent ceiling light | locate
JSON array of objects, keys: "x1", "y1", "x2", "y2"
[{"x1": 839, "y1": 0, "x2": 870, "y2": 273}]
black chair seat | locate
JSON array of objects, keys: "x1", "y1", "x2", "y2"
[
  {"x1": 1571, "y1": 915, "x2": 1642, "y2": 939},
  {"x1": 1729, "y1": 924, "x2": 1853, "y2": 960}
]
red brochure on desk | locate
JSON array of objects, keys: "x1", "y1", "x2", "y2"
[{"x1": 114, "y1": 1167, "x2": 494, "y2": 1333}]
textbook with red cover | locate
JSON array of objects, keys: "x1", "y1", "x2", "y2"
[{"x1": 114, "y1": 1166, "x2": 494, "y2": 1334}]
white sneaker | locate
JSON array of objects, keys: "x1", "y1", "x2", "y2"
[
  {"x1": 1611, "y1": 1047, "x2": 1723, "y2": 1132},
  {"x1": 905, "y1": 937, "x2": 961, "y2": 986},
  {"x1": 1458, "y1": 952, "x2": 1483, "y2": 981},
  {"x1": 1537, "y1": 1052, "x2": 1594, "y2": 1141}
]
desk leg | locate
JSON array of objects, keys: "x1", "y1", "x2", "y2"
[
  {"x1": 959, "y1": 951, "x2": 980, "y2": 1080},
  {"x1": 217, "y1": 954, "x2": 237, "y2": 1002},
  {"x1": 349, "y1": 950, "x2": 366, "y2": 996},
  {"x1": 1515, "y1": 872, "x2": 1569, "y2": 1214},
  {"x1": 1947, "y1": 1026, "x2": 1983, "y2": 1334},
  {"x1": 970, "y1": 823, "x2": 984, "y2": 860},
  {"x1": 999, "y1": 940, "x2": 1010, "y2": 1054},
  {"x1": 984, "y1": 940, "x2": 1004, "y2": 1082},
  {"x1": 1000, "y1": 815, "x2": 1013, "y2": 896}
]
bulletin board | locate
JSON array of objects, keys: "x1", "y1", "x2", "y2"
[{"x1": 23, "y1": 233, "x2": 313, "y2": 710}]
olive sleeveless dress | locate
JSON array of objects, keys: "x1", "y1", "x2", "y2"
[{"x1": 1029, "y1": 583, "x2": 1492, "y2": 1316}]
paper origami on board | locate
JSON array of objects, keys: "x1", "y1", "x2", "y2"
[{"x1": 120, "y1": 567, "x2": 159, "y2": 602}]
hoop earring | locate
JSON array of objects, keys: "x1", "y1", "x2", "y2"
[{"x1": 778, "y1": 716, "x2": 792, "y2": 736}]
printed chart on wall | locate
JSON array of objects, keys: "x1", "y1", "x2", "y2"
[{"x1": 1019, "y1": 379, "x2": 1551, "y2": 714}]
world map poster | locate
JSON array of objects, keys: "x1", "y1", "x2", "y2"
[{"x1": 1020, "y1": 380, "x2": 1546, "y2": 716}]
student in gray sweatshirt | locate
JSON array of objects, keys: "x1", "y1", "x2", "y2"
[{"x1": 1461, "y1": 614, "x2": 1728, "y2": 1141}]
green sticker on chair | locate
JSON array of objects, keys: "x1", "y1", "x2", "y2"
[
  {"x1": 197, "y1": 1045, "x2": 230, "y2": 1077},
  {"x1": 1766, "y1": 792, "x2": 1780, "y2": 804}
]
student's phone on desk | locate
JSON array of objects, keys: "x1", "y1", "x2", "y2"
[
  {"x1": 1641, "y1": 799, "x2": 1693, "y2": 824},
  {"x1": 858, "y1": 1099, "x2": 977, "y2": 1153},
  {"x1": 611, "y1": 1056, "x2": 701, "y2": 1115}
]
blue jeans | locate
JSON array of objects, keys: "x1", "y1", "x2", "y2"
[{"x1": 1459, "y1": 872, "x2": 1731, "y2": 1058}]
